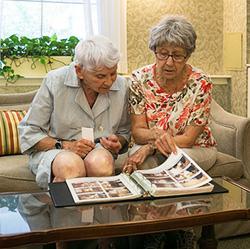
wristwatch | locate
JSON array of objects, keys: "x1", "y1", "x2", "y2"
[{"x1": 55, "y1": 139, "x2": 63, "y2": 149}]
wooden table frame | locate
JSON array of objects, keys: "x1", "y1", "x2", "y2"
[
  {"x1": 1, "y1": 178, "x2": 250, "y2": 249},
  {"x1": 1, "y1": 209, "x2": 250, "y2": 248}
]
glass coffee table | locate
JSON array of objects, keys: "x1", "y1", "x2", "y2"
[{"x1": 0, "y1": 177, "x2": 250, "y2": 249}]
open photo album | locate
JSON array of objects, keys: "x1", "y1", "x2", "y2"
[{"x1": 64, "y1": 148, "x2": 214, "y2": 204}]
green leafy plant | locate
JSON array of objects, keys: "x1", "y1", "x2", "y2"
[
  {"x1": 0, "y1": 34, "x2": 79, "y2": 84},
  {"x1": 0, "y1": 195, "x2": 18, "y2": 212}
]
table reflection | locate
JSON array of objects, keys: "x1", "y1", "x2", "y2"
[
  {"x1": 127, "y1": 198, "x2": 211, "y2": 221},
  {"x1": 18, "y1": 193, "x2": 211, "y2": 230},
  {"x1": 0, "y1": 192, "x2": 215, "y2": 236}
]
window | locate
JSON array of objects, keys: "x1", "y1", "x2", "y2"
[
  {"x1": 0, "y1": 0, "x2": 98, "y2": 39},
  {"x1": 0, "y1": 0, "x2": 127, "y2": 73}
]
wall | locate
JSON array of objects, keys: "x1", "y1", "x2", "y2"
[
  {"x1": 127, "y1": 0, "x2": 247, "y2": 116},
  {"x1": 248, "y1": 0, "x2": 250, "y2": 64},
  {"x1": 127, "y1": 0, "x2": 223, "y2": 74},
  {"x1": 223, "y1": 0, "x2": 247, "y2": 116}
]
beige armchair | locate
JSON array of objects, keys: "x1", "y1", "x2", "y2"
[
  {"x1": 209, "y1": 100, "x2": 250, "y2": 184},
  {"x1": 209, "y1": 100, "x2": 250, "y2": 239}
]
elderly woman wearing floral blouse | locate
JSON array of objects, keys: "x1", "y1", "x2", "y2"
[{"x1": 123, "y1": 15, "x2": 217, "y2": 175}]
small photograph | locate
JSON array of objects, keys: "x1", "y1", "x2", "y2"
[
  {"x1": 181, "y1": 172, "x2": 209, "y2": 187},
  {"x1": 142, "y1": 171, "x2": 169, "y2": 178},
  {"x1": 74, "y1": 186, "x2": 103, "y2": 194},
  {"x1": 77, "y1": 192, "x2": 107, "y2": 200},
  {"x1": 168, "y1": 166, "x2": 181, "y2": 177},
  {"x1": 100, "y1": 179, "x2": 126, "y2": 189},
  {"x1": 186, "y1": 164, "x2": 199, "y2": 175},
  {"x1": 179, "y1": 155, "x2": 191, "y2": 169},
  {"x1": 150, "y1": 178, "x2": 177, "y2": 188},
  {"x1": 168, "y1": 156, "x2": 191, "y2": 177},
  {"x1": 146, "y1": 175, "x2": 174, "y2": 184},
  {"x1": 72, "y1": 181, "x2": 99, "y2": 189},
  {"x1": 180, "y1": 163, "x2": 200, "y2": 180},
  {"x1": 172, "y1": 163, "x2": 200, "y2": 182},
  {"x1": 106, "y1": 187, "x2": 133, "y2": 197}
]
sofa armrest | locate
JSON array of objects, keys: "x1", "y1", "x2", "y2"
[
  {"x1": 210, "y1": 100, "x2": 250, "y2": 180},
  {"x1": 0, "y1": 90, "x2": 37, "y2": 110}
]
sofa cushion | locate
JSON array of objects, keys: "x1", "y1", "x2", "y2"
[
  {"x1": 0, "y1": 110, "x2": 26, "y2": 156},
  {"x1": 0, "y1": 154, "x2": 40, "y2": 192},
  {"x1": 0, "y1": 90, "x2": 37, "y2": 111},
  {"x1": 210, "y1": 119, "x2": 237, "y2": 157},
  {"x1": 207, "y1": 152, "x2": 243, "y2": 179}
]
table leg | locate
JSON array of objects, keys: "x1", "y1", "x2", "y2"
[
  {"x1": 43, "y1": 243, "x2": 56, "y2": 249},
  {"x1": 56, "y1": 241, "x2": 68, "y2": 249},
  {"x1": 198, "y1": 225, "x2": 218, "y2": 249}
]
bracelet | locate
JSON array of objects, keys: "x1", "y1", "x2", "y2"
[
  {"x1": 111, "y1": 152, "x2": 118, "y2": 160},
  {"x1": 152, "y1": 148, "x2": 157, "y2": 156}
]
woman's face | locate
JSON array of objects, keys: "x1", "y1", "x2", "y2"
[
  {"x1": 155, "y1": 44, "x2": 189, "y2": 81},
  {"x1": 76, "y1": 65, "x2": 118, "y2": 94}
]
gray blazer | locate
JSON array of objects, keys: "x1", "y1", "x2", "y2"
[{"x1": 18, "y1": 63, "x2": 130, "y2": 188}]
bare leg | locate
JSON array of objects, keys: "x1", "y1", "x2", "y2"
[
  {"x1": 84, "y1": 147, "x2": 114, "y2": 176},
  {"x1": 52, "y1": 151, "x2": 86, "y2": 182}
]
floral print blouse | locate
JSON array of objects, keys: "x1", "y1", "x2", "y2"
[{"x1": 129, "y1": 64, "x2": 216, "y2": 147}]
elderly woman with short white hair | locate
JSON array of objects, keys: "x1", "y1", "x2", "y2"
[{"x1": 19, "y1": 35, "x2": 130, "y2": 189}]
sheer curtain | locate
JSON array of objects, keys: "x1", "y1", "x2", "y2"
[
  {"x1": 0, "y1": 0, "x2": 127, "y2": 73},
  {"x1": 96, "y1": 0, "x2": 127, "y2": 73},
  {"x1": 0, "y1": 0, "x2": 3, "y2": 40}
]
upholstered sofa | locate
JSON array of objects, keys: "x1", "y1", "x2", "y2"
[{"x1": 0, "y1": 90, "x2": 250, "y2": 194}]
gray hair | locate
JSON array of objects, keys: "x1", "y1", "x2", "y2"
[
  {"x1": 149, "y1": 15, "x2": 197, "y2": 55},
  {"x1": 74, "y1": 35, "x2": 120, "y2": 71}
]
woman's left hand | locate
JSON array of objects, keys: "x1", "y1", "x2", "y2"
[{"x1": 100, "y1": 134, "x2": 122, "y2": 154}]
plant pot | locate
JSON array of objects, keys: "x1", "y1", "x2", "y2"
[{"x1": 4, "y1": 56, "x2": 72, "y2": 77}]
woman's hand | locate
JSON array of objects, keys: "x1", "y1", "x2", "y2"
[
  {"x1": 122, "y1": 144, "x2": 153, "y2": 174},
  {"x1": 64, "y1": 139, "x2": 95, "y2": 158},
  {"x1": 100, "y1": 134, "x2": 122, "y2": 154},
  {"x1": 155, "y1": 132, "x2": 177, "y2": 156}
]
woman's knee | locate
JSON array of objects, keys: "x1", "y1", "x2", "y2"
[
  {"x1": 52, "y1": 151, "x2": 86, "y2": 181},
  {"x1": 84, "y1": 148, "x2": 114, "y2": 177},
  {"x1": 182, "y1": 147, "x2": 217, "y2": 171}
]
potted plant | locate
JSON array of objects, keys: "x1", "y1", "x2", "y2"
[{"x1": 0, "y1": 34, "x2": 79, "y2": 84}]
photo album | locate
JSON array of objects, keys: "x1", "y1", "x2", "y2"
[{"x1": 64, "y1": 148, "x2": 214, "y2": 205}]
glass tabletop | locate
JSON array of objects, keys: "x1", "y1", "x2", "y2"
[{"x1": 0, "y1": 178, "x2": 249, "y2": 242}]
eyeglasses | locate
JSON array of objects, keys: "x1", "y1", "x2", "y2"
[{"x1": 155, "y1": 52, "x2": 187, "y2": 62}]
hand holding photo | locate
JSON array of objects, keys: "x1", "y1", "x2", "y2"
[{"x1": 82, "y1": 127, "x2": 94, "y2": 142}]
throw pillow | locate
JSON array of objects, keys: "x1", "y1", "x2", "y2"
[{"x1": 0, "y1": 110, "x2": 27, "y2": 156}]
